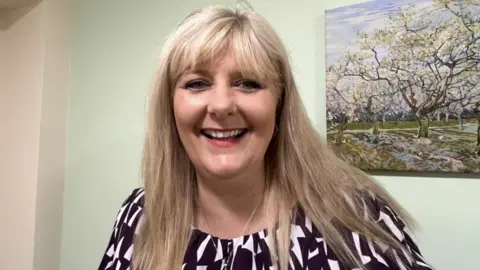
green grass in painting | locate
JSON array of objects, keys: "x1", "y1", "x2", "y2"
[
  {"x1": 327, "y1": 118, "x2": 476, "y2": 131},
  {"x1": 327, "y1": 119, "x2": 480, "y2": 173}
]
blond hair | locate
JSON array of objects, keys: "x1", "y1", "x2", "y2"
[{"x1": 134, "y1": 2, "x2": 415, "y2": 270}]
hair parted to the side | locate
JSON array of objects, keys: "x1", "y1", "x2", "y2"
[{"x1": 133, "y1": 2, "x2": 417, "y2": 270}]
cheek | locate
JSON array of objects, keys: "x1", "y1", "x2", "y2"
[
  {"x1": 243, "y1": 93, "x2": 277, "y2": 134},
  {"x1": 173, "y1": 91, "x2": 203, "y2": 132}
]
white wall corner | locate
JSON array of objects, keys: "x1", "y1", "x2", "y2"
[
  {"x1": 0, "y1": 0, "x2": 70, "y2": 269},
  {"x1": 33, "y1": 0, "x2": 71, "y2": 269}
]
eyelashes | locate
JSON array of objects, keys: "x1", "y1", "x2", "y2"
[
  {"x1": 184, "y1": 80, "x2": 209, "y2": 91},
  {"x1": 239, "y1": 80, "x2": 263, "y2": 90},
  {"x1": 182, "y1": 79, "x2": 264, "y2": 92}
]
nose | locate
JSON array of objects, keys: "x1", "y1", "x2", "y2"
[{"x1": 207, "y1": 82, "x2": 237, "y2": 118}]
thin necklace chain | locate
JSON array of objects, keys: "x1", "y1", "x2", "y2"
[{"x1": 198, "y1": 200, "x2": 262, "y2": 270}]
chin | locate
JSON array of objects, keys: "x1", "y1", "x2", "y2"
[
  {"x1": 200, "y1": 158, "x2": 247, "y2": 179},
  {"x1": 205, "y1": 166, "x2": 243, "y2": 179}
]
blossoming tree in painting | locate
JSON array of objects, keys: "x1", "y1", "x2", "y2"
[{"x1": 325, "y1": 0, "x2": 480, "y2": 172}]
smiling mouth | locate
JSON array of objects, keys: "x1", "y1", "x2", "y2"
[{"x1": 200, "y1": 128, "x2": 248, "y2": 140}]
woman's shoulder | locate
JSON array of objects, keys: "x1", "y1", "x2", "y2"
[
  {"x1": 112, "y1": 187, "x2": 145, "y2": 235},
  {"x1": 120, "y1": 188, "x2": 145, "y2": 209},
  {"x1": 98, "y1": 188, "x2": 145, "y2": 269},
  {"x1": 356, "y1": 191, "x2": 434, "y2": 268},
  {"x1": 294, "y1": 189, "x2": 434, "y2": 269}
]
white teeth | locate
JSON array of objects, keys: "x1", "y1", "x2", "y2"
[{"x1": 204, "y1": 129, "x2": 244, "y2": 138}]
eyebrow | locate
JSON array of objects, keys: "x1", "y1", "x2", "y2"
[{"x1": 184, "y1": 68, "x2": 245, "y2": 79}]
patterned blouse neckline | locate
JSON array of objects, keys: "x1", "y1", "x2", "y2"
[
  {"x1": 191, "y1": 226, "x2": 270, "y2": 242},
  {"x1": 99, "y1": 188, "x2": 436, "y2": 270}
]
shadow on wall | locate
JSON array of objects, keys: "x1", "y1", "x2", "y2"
[{"x1": 0, "y1": 1, "x2": 40, "y2": 30}]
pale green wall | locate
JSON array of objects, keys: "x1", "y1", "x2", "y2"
[{"x1": 61, "y1": 0, "x2": 480, "y2": 269}]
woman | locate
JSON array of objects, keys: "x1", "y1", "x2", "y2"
[{"x1": 99, "y1": 3, "x2": 435, "y2": 270}]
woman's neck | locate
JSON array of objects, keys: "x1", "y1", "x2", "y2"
[{"x1": 194, "y1": 170, "x2": 267, "y2": 239}]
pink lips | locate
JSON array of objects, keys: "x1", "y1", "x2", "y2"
[
  {"x1": 202, "y1": 128, "x2": 246, "y2": 147},
  {"x1": 207, "y1": 138, "x2": 241, "y2": 147}
]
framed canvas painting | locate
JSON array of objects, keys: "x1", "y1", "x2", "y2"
[{"x1": 325, "y1": 0, "x2": 480, "y2": 173}]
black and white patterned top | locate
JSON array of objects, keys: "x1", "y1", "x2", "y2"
[{"x1": 99, "y1": 188, "x2": 435, "y2": 269}]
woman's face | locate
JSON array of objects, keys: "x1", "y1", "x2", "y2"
[{"x1": 173, "y1": 51, "x2": 278, "y2": 179}]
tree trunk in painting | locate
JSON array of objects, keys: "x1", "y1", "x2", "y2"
[
  {"x1": 437, "y1": 111, "x2": 441, "y2": 121},
  {"x1": 395, "y1": 113, "x2": 403, "y2": 125},
  {"x1": 335, "y1": 113, "x2": 348, "y2": 145},
  {"x1": 372, "y1": 113, "x2": 379, "y2": 135},
  {"x1": 474, "y1": 102, "x2": 480, "y2": 156},
  {"x1": 476, "y1": 119, "x2": 480, "y2": 156},
  {"x1": 458, "y1": 115, "x2": 464, "y2": 130},
  {"x1": 366, "y1": 97, "x2": 379, "y2": 141},
  {"x1": 382, "y1": 113, "x2": 386, "y2": 123},
  {"x1": 367, "y1": 112, "x2": 379, "y2": 144},
  {"x1": 417, "y1": 116, "x2": 430, "y2": 138},
  {"x1": 445, "y1": 112, "x2": 450, "y2": 123},
  {"x1": 458, "y1": 109, "x2": 464, "y2": 130}
]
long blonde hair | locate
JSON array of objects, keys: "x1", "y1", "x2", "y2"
[{"x1": 134, "y1": 3, "x2": 416, "y2": 270}]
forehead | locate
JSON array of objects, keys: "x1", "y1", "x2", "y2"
[
  {"x1": 180, "y1": 48, "x2": 277, "y2": 84},
  {"x1": 189, "y1": 51, "x2": 239, "y2": 74}
]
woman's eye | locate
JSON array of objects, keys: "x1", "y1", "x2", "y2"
[
  {"x1": 185, "y1": 80, "x2": 209, "y2": 91},
  {"x1": 238, "y1": 80, "x2": 263, "y2": 91}
]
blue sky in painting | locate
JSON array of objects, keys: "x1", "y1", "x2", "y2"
[{"x1": 325, "y1": 0, "x2": 434, "y2": 67}]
